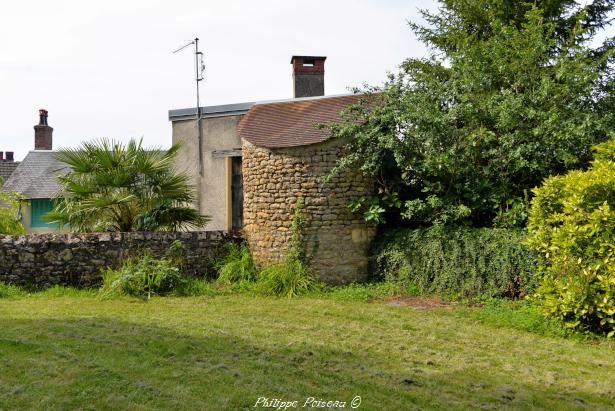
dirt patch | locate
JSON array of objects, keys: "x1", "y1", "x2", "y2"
[{"x1": 383, "y1": 296, "x2": 453, "y2": 309}]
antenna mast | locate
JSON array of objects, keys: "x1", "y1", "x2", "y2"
[{"x1": 173, "y1": 37, "x2": 205, "y2": 176}]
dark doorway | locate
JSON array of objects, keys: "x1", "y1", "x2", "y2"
[{"x1": 231, "y1": 157, "x2": 243, "y2": 230}]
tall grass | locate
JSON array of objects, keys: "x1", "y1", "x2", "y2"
[
  {"x1": 215, "y1": 243, "x2": 257, "y2": 285},
  {"x1": 257, "y1": 259, "x2": 319, "y2": 298}
]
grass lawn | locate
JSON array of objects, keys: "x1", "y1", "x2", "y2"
[{"x1": 1, "y1": 294, "x2": 614, "y2": 410}]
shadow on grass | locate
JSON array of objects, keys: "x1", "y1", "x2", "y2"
[{"x1": 1, "y1": 316, "x2": 613, "y2": 411}]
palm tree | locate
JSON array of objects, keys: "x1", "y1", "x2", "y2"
[{"x1": 44, "y1": 138, "x2": 209, "y2": 232}]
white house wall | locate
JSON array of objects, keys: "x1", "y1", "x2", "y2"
[{"x1": 172, "y1": 114, "x2": 243, "y2": 231}]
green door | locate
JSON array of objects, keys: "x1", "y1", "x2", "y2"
[{"x1": 31, "y1": 199, "x2": 55, "y2": 228}]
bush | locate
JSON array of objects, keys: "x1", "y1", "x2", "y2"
[
  {"x1": 100, "y1": 241, "x2": 192, "y2": 299},
  {"x1": 371, "y1": 227, "x2": 539, "y2": 300},
  {"x1": 526, "y1": 139, "x2": 615, "y2": 336}
]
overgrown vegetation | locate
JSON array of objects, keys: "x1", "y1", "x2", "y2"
[
  {"x1": 372, "y1": 227, "x2": 539, "y2": 300},
  {"x1": 215, "y1": 243, "x2": 258, "y2": 286},
  {"x1": 527, "y1": 138, "x2": 615, "y2": 336},
  {"x1": 327, "y1": 0, "x2": 614, "y2": 227},
  {"x1": 100, "y1": 240, "x2": 199, "y2": 299},
  {"x1": 44, "y1": 138, "x2": 209, "y2": 232},
  {"x1": 215, "y1": 200, "x2": 320, "y2": 297},
  {"x1": 0, "y1": 189, "x2": 25, "y2": 235}
]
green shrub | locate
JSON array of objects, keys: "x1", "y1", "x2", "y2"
[
  {"x1": 526, "y1": 139, "x2": 615, "y2": 336},
  {"x1": 216, "y1": 243, "x2": 257, "y2": 285},
  {"x1": 372, "y1": 227, "x2": 539, "y2": 300},
  {"x1": 100, "y1": 241, "x2": 192, "y2": 299},
  {"x1": 256, "y1": 259, "x2": 319, "y2": 298}
]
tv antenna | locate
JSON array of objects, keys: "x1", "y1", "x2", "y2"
[{"x1": 173, "y1": 37, "x2": 205, "y2": 176}]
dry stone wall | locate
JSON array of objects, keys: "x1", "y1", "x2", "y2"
[
  {"x1": 242, "y1": 139, "x2": 376, "y2": 284},
  {"x1": 0, "y1": 231, "x2": 229, "y2": 288}
]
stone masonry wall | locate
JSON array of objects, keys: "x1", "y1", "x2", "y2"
[
  {"x1": 242, "y1": 139, "x2": 376, "y2": 284},
  {"x1": 0, "y1": 231, "x2": 229, "y2": 288}
]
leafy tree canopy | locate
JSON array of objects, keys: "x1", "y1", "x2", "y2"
[
  {"x1": 328, "y1": 0, "x2": 614, "y2": 227},
  {"x1": 45, "y1": 138, "x2": 209, "y2": 232}
]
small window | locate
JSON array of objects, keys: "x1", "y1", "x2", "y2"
[
  {"x1": 303, "y1": 58, "x2": 315, "y2": 67},
  {"x1": 31, "y1": 199, "x2": 56, "y2": 228}
]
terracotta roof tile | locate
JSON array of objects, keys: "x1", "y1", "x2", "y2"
[{"x1": 238, "y1": 94, "x2": 363, "y2": 148}]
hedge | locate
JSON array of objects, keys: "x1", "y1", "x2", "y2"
[{"x1": 371, "y1": 227, "x2": 539, "y2": 299}]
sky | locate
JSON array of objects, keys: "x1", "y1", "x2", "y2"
[{"x1": 0, "y1": 0, "x2": 437, "y2": 161}]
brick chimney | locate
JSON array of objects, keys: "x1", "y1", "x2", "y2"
[
  {"x1": 5, "y1": 152, "x2": 13, "y2": 161},
  {"x1": 34, "y1": 109, "x2": 53, "y2": 150},
  {"x1": 291, "y1": 56, "x2": 326, "y2": 98}
]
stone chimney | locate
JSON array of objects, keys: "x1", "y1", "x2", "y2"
[
  {"x1": 291, "y1": 56, "x2": 326, "y2": 98},
  {"x1": 34, "y1": 109, "x2": 53, "y2": 150}
]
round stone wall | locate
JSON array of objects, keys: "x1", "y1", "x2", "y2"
[{"x1": 242, "y1": 139, "x2": 375, "y2": 284}]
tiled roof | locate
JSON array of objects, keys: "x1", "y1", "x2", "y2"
[
  {"x1": 0, "y1": 161, "x2": 19, "y2": 183},
  {"x1": 1, "y1": 151, "x2": 68, "y2": 199},
  {"x1": 237, "y1": 94, "x2": 363, "y2": 148}
]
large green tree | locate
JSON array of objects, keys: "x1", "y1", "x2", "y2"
[
  {"x1": 329, "y1": 0, "x2": 614, "y2": 227},
  {"x1": 45, "y1": 138, "x2": 209, "y2": 232}
]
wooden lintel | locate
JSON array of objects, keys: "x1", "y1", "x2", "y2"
[{"x1": 212, "y1": 149, "x2": 242, "y2": 159}]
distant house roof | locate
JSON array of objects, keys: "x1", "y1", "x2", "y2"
[
  {"x1": 168, "y1": 102, "x2": 256, "y2": 121},
  {"x1": 237, "y1": 94, "x2": 363, "y2": 149},
  {"x1": 0, "y1": 161, "x2": 20, "y2": 183},
  {"x1": 1, "y1": 151, "x2": 68, "y2": 199}
]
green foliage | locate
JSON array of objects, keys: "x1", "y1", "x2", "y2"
[
  {"x1": 256, "y1": 259, "x2": 319, "y2": 298},
  {"x1": 0, "y1": 282, "x2": 27, "y2": 298},
  {"x1": 216, "y1": 243, "x2": 258, "y2": 286},
  {"x1": 526, "y1": 141, "x2": 615, "y2": 336},
  {"x1": 214, "y1": 199, "x2": 320, "y2": 297},
  {"x1": 592, "y1": 137, "x2": 615, "y2": 162},
  {"x1": 327, "y1": 1, "x2": 614, "y2": 227},
  {"x1": 100, "y1": 241, "x2": 193, "y2": 299},
  {"x1": 372, "y1": 227, "x2": 539, "y2": 299},
  {"x1": 256, "y1": 199, "x2": 320, "y2": 297},
  {"x1": 0, "y1": 190, "x2": 25, "y2": 235},
  {"x1": 45, "y1": 138, "x2": 209, "y2": 232}
]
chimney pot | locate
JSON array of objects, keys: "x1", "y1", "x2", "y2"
[
  {"x1": 39, "y1": 109, "x2": 49, "y2": 126},
  {"x1": 6, "y1": 152, "x2": 13, "y2": 162},
  {"x1": 291, "y1": 55, "x2": 326, "y2": 98},
  {"x1": 34, "y1": 108, "x2": 53, "y2": 150}
]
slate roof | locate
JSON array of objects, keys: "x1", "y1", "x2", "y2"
[
  {"x1": 237, "y1": 94, "x2": 363, "y2": 148},
  {"x1": 1, "y1": 151, "x2": 68, "y2": 199},
  {"x1": 0, "y1": 161, "x2": 20, "y2": 183}
]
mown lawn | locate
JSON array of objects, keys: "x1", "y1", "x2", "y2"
[{"x1": 1, "y1": 295, "x2": 614, "y2": 410}]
